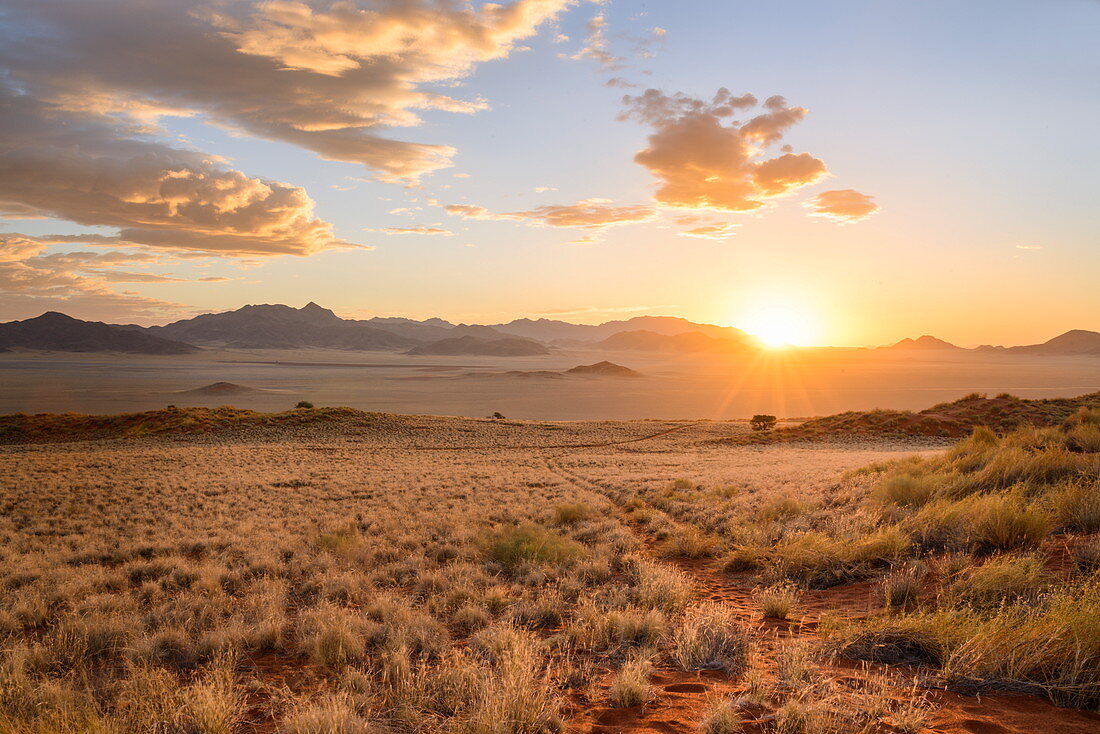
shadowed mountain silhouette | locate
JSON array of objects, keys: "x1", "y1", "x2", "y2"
[
  {"x1": 143, "y1": 303, "x2": 414, "y2": 350},
  {"x1": 884, "y1": 335, "x2": 960, "y2": 350},
  {"x1": 491, "y1": 315, "x2": 758, "y2": 345},
  {"x1": 0, "y1": 312, "x2": 196, "y2": 354},
  {"x1": 1006, "y1": 329, "x2": 1100, "y2": 356}
]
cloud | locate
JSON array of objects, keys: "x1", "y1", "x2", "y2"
[
  {"x1": 679, "y1": 223, "x2": 739, "y2": 240},
  {"x1": 0, "y1": 86, "x2": 352, "y2": 257},
  {"x1": 569, "y1": 11, "x2": 622, "y2": 70},
  {"x1": 605, "y1": 77, "x2": 637, "y2": 89},
  {"x1": 1, "y1": 0, "x2": 571, "y2": 182},
  {"x1": 623, "y1": 89, "x2": 829, "y2": 212},
  {"x1": 508, "y1": 200, "x2": 656, "y2": 228},
  {"x1": 1015, "y1": 244, "x2": 1042, "y2": 250},
  {"x1": 377, "y1": 226, "x2": 454, "y2": 236},
  {"x1": 806, "y1": 189, "x2": 879, "y2": 222},
  {"x1": 0, "y1": 235, "x2": 49, "y2": 262},
  {"x1": 0, "y1": 233, "x2": 236, "y2": 322},
  {"x1": 444, "y1": 199, "x2": 655, "y2": 229},
  {"x1": 443, "y1": 204, "x2": 503, "y2": 221}
]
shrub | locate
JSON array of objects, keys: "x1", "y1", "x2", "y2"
[
  {"x1": 946, "y1": 554, "x2": 1047, "y2": 608},
  {"x1": 1049, "y1": 480, "x2": 1100, "y2": 532},
  {"x1": 943, "y1": 579, "x2": 1100, "y2": 707},
  {"x1": 749, "y1": 415, "x2": 777, "y2": 432},
  {"x1": 721, "y1": 546, "x2": 764, "y2": 573},
  {"x1": 659, "y1": 526, "x2": 717, "y2": 559},
  {"x1": 608, "y1": 657, "x2": 653, "y2": 707},
  {"x1": 829, "y1": 611, "x2": 964, "y2": 666},
  {"x1": 755, "y1": 582, "x2": 799, "y2": 620},
  {"x1": 629, "y1": 559, "x2": 691, "y2": 613},
  {"x1": 765, "y1": 533, "x2": 851, "y2": 588},
  {"x1": 551, "y1": 502, "x2": 592, "y2": 526},
  {"x1": 758, "y1": 496, "x2": 807, "y2": 521},
  {"x1": 879, "y1": 566, "x2": 923, "y2": 610},
  {"x1": 701, "y1": 698, "x2": 744, "y2": 734},
  {"x1": 297, "y1": 605, "x2": 367, "y2": 669},
  {"x1": 458, "y1": 627, "x2": 562, "y2": 734},
  {"x1": 968, "y1": 493, "x2": 1052, "y2": 552},
  {"x1": 295, "y1": 400, "x2": 314, "y2": 409},
  {"x1": 486, "y1": 525, "x2": 582, "y2": 568},
  {"x1": 905, "y1": 499, "x2": 970, "y2": 553},
  {"x1": 775, "y1": 640, "x2": 813, "y2": 687},
  {"x1": 315, "y1": 524, "x2": 360, "y2": 554},
  {"x1": 1076, "y1": 540, "x2": 1100, "y2": 572},
  {"x1": 281, "y1": 694, "x2": 373, "y2": 734},
  {"x1": 874, "y1": 474, "x2": 938, "y2": 508},
  {"x1": 180, "y1": 663, "x2": 242, "y2": 734},
  {"x1": 669, "y1": 603, "x2": 750, "y2": 673},
  {"x1": 1066, "y1": 423, "x2": 1100, "y2": 453}
]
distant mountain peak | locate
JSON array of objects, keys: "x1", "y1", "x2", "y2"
[{"x1": 887, "y1": 335, "x2": 959, "y2": 350}]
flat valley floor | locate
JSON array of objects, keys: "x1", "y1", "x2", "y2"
[
  {"x1": 1, "y1": 348, "x2": 1098, "y2": 419},
  {"x1": 4, "y1": 417, "x2": 1100, "y2": 733}
]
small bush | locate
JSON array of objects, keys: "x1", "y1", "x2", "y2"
[
  {"x1": 775, "y1": 640, "x2": 813, "y2": 687},
  {"x1": 551, "y1": 503, "x2": 592, "y2": 526},
  {"x1": 669, "y1": 603, "x2": 750, "y2": 673},
  {"x1": 946, "y1": 554, "x2": 1046, "y2": 608},
  {"x1": 749, "y1": 414, "x2": 777, "y2": 432},
  {"x1": 1076, "y1": 540, "x2": 1100, "y2": 572},
  {"x1": 1050, "y1": 480, "x2": 1100, "y2": 533},
  {"x1": 659, "y1": 526, "x2": 717, "y2": 559},
  {"x1": 758, "y1": 496, "x2": 807, "y2": 521},
  {"x1": 968, "y1": 493, "x2": 1052, "y2": 552},
  {"x1": 755, "y1": 582, "x2": 798, "y2": 620},
  {"x1": 487, "y1": 525, "x2": 582, "y2": 568},
  {"x1": 295, "y1": 400, "x2": 315, "y2": 410},
  {"x1": 701, "y1": 698, "x2": 744, "y2": 734},
  {"x1": 875, "y1": 474, "x2": 938, "y2": 508},
  {"x1": 630, "y1": 559, "x2": 691, "y2": 613},
  {"x1": 879, "y1": 566, "x2": 923, "y2": 610},
  {"x1": 608, "y1": 657, "x2": 653, "y2": 707},
  {"x1": 282, "y1": 694, "x2": 372, "y2": 734}
]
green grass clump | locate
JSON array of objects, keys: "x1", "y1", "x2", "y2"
[
  {"x1": 551, "y1": 502, "x2": 593, "y2": 526},
  {"x1": 486, "y1": 525, "x2": 582, "y2": 568}
]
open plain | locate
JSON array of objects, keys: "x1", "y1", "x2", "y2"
[{"x1": 3, "y1": 402, "x2": 1100, "y2": 733}]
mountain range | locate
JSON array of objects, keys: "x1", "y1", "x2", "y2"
[{"x1": 1, "y1": 303, "x2": 1098, "y2": 357}]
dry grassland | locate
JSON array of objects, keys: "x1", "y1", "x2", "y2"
[{"x1": 2, "y1": 408, "x2": 1099, "y2": 734}]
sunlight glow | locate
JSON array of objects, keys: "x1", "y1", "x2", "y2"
[{"x1": 739, "y1": 302, "x2": 819, "y2": 348}]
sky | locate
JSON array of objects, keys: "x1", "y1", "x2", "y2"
[{"x1": 0, "y1": 0, "x2": 1097, "y2": 347}]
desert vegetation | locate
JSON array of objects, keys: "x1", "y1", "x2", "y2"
[{"x1": 1, "y1": 401, "x2": 1098, "y2": 733}]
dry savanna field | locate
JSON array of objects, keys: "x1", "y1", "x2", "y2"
[{"x1": 2, "y1": 396, "x2": 1100, "y2": 734}]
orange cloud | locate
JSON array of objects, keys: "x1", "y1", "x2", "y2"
[
  {"x1": 807, "y1": 189, "x2": 880, "y2": 222},
  {"x1": 0, "y1": 88, "x2": 352, "y2": 257},
  {"x1": 623, "y1": 89, "x2": 829, "y2": 212},
  {"x1": 679, "y1": 223, "x2": 739, "y2": 240},
  {"x1": 1, "y1": 0, "x2": 571, "y2": 182},
  {"x1": 0, "y1": 234, "x2": 232, "y2": 322},
  {"x1": 377, "y1": 226, "x2": 454, "y2": 236},
  {"x1": 506, "y1": 200, "x2": 656, "y2": 228},
  {"x1": 444, "y1": 199, "x2": 655, "y2": 230}
]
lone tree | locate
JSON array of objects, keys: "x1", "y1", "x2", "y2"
[
  {"x1": 295, "y1": 400, "x2": 314, "y2": 410},
  {"x1": 750, "y1": 414, "x2": 777, "y2": 432}
]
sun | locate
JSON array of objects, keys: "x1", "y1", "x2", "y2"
[{"x1": 739, "y1": 303, "x2": 818, "y2": 348}]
